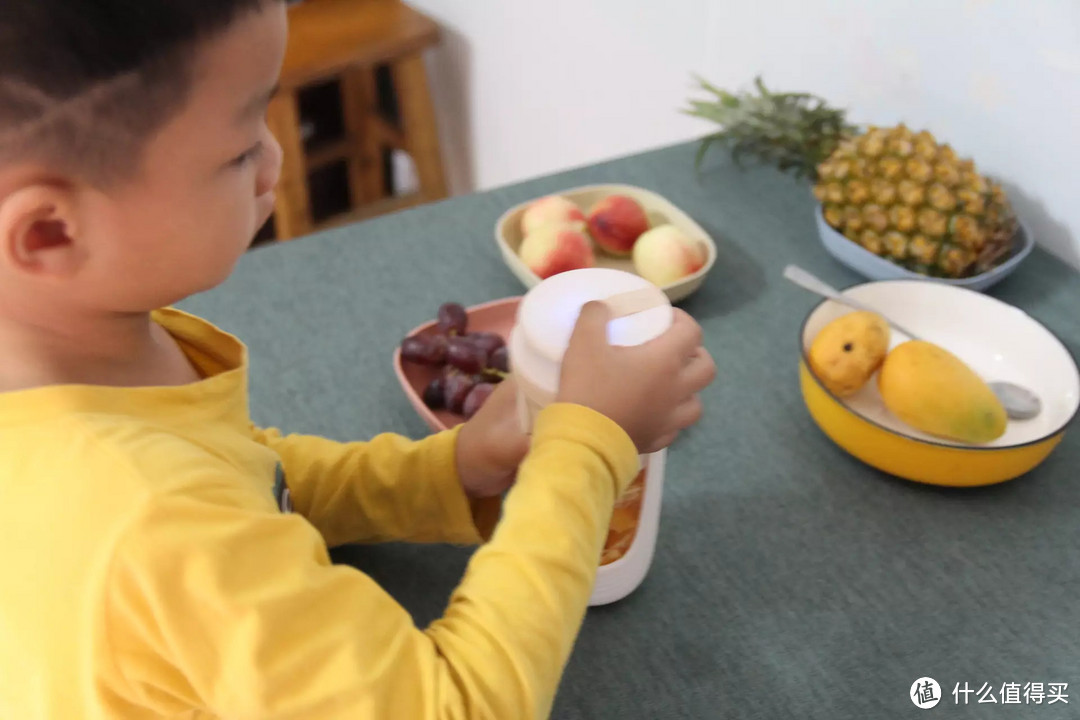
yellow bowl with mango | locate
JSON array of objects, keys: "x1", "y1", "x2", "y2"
[{"x1": 799, "y1": 280, "x2": 1080, "y2": 486}]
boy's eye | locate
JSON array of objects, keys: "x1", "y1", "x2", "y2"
[{"x1": 231, "y1": 142, "x2": 265, "y2": 168}]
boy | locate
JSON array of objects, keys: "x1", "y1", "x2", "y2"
[{"x1": 0, "y1": 2, "x2": 715, "y2": 718}]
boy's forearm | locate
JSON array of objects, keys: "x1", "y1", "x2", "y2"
[
  {"x1": 251, "y1": 424, "x2": 485, "y2": 547},
  {"x1": 426, "y1": 404, "x2": 641, "y2": 717}
]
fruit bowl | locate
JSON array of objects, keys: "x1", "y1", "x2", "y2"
[
  {"x1": 813, "y1": 203, "x2": 1036, "y2": 292},
  {"x1": 799, "y1": 279, "x2": 1079, "y2": 486},
  {"x1": 495, "y1": 184, "x2": 717, "y2": 303},
  {"x1": 393, "y1": 297, "x2": 521, "y2": 433}
]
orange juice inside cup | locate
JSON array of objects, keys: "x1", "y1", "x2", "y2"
[{"x1": 601, "y1": 468, "x2": 646, "y2": 565}]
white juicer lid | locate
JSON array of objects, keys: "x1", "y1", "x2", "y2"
[{"x1": 517, "y1": 268, "x2": 674, "y2": 363}]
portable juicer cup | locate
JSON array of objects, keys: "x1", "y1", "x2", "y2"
[{"x1": 508, "y1": 268, "x2": 673, "y2": 605}]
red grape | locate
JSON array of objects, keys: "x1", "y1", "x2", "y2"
[
  {"x1": 446, "y1": 337, "x2": 486, "y2": 374},
  {"x1": 431, "y1": 334, "x2": 448, "y2": 359},
  {"x1": 423, "y1": 376, "x2": 446, "y2": 409},
  {"x1": 443, "y1": 372, "x2": 477, "y2": 414},
  {"x1": 401, "y1": 335, "x2": 447, "y2": 366},
  {"x1": 469, "y1": 332, "x2": 505, "y2": 357},
  {"x1": 462, "y1": 382, "x2": 496, "y2": 419},
  {"x1": 489, "y1": 346, "x2": 510, "y2": 373},
  {"x1": 437, "y1": 302, "x2": 468, "y2": 335}
]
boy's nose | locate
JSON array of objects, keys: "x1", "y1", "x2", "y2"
[{"x1": 256, "y1": 133, "x2": 284, "y2": 197}]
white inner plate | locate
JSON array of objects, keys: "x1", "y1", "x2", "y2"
[{"x1": 801, "y1": 280, "x2": 1080, "y2": 448}]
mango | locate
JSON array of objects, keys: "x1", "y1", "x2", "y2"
[
  {"x1": 878, "y1": 340, "x2": 1007, "y2": 444},
  {"x1": 808, "y1": 311, "x2": 890, "y2": 396}
]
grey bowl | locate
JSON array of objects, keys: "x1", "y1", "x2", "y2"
[{"x1": 813, "y1": 203, "x2": 1034, "y2": 292}]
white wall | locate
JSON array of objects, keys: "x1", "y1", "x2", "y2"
[
  {"x1": 412, "y1": 0, "x2": 1080, "y2": 268},
  {"x1": 409, "y1": 0, "x2": 713, "y2": 194}
]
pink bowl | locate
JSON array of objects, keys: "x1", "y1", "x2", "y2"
[{"x1": 393, "y1": 296, "x2": 523, "y2": 432}]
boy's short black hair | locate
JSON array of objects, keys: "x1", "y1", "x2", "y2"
[{"x1": 0, "y1": 0, "x2": 276, "y2": 184}]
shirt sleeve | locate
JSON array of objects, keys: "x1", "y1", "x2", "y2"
[
  {"x1": 249, "y1": 423, "x2": 498, "y2": 547},
  {"x1": 105, "y1": 404, "x2": 639, "y2": 720}
]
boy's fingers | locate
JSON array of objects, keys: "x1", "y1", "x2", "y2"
[
  {"x1": 649, "y1": 309, "x2": 703, "y2": 357},
  {"x1": 672, "y1": 395, "x2": 704, "y2": 429},
  {"x1": 569, "y1": 301, "x2": 612, "y2": 349},
  {"x1": 681, "y1": 348, "x2": 717, "y2": 395},
  {"x1": 643, "y1": 431, "x2": 680, "y2": 454},
  {"x1": 675, "y1": 310, "x2": 705, "y2": 353}
]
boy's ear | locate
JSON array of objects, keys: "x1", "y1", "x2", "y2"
[{"x1": 0, "y1": 183, "x2": 87, "y2": 279}]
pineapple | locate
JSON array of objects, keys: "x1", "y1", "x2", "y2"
[{"x1": 685, "y1": 77, "x2": 1018, "y2": 279}]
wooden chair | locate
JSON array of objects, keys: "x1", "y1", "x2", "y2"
[{"x1": 266, "y1": 0, "x2": 448, "y2": 241}]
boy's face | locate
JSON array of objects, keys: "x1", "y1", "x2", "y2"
[{"x1": 80, "y1": 2, "x2": 288, "y2": 310}]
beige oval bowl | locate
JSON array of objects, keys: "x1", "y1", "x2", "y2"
[{"x1": 494, "y1": 183, "x2": 718, "y2": 304}]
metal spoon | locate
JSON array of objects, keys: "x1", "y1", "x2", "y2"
[{"x1": 783, "y1": 264, "x2": 1042, "y2": 420}]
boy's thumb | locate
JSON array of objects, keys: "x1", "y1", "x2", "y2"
[{"x1": 569, "y1": 301, "x2": 612, "y2": 347}]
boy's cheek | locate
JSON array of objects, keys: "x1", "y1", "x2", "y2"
[{"x1": 255, "y1": 191, "x2": 276, "y2": 230}]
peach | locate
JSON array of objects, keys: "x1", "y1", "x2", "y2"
[
  {"x1": 519, "y1": 222, "x2": 595, "y2": 279},
  {"x1": 632, "y1": 224, "x2": 708, "y2": 286},
  {"x1": 520, "y1": 195, "x2": 586, "y2": 237},
  {"x1": 586, "y1": 195, "x2": 650, "y2": 256}
]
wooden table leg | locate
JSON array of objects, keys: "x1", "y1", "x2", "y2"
[
  {"x1": 391, "y1": 53, "x2": 448, "y2": 202},
  {"x1": 267, "y1": 90, "x2": 313, "y2": 240},
  {"x1": 341, "y1": 66, "x2": 387, "y2": 206}
]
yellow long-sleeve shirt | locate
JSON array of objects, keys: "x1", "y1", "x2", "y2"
[{"x1": 0, "y1": 308, "x2": 639, "y2": 719}]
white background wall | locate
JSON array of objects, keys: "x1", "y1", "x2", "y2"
[{"x1": 409, "y1": 0, "x2": 1080, "y2": 269}]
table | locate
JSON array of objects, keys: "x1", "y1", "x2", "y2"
[{"x1": 179, "y1": 141, "x2": 1080, "y2": 719}]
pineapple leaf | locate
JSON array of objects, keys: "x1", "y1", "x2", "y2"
[
  {"x1": 692, "y1": 74, "x2": 740, "y2": 107},
  {"x1": 685, "y1": 75, "x2": 856, "y2": 181},
  {"x1": 693, "y1": 132, "x2": 724, "y2": 174}
]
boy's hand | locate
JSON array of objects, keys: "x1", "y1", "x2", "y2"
[
  {"x1": 455, "y1": 378, "x2": 530, "y2": 499},
  {"x1": 558, "y1": 302, "x2": 715, "y2": 454}
]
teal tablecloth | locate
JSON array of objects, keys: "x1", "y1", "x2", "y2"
[{"x1": 180, "y1": 142, "x2": 1080, "y2": 719}]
